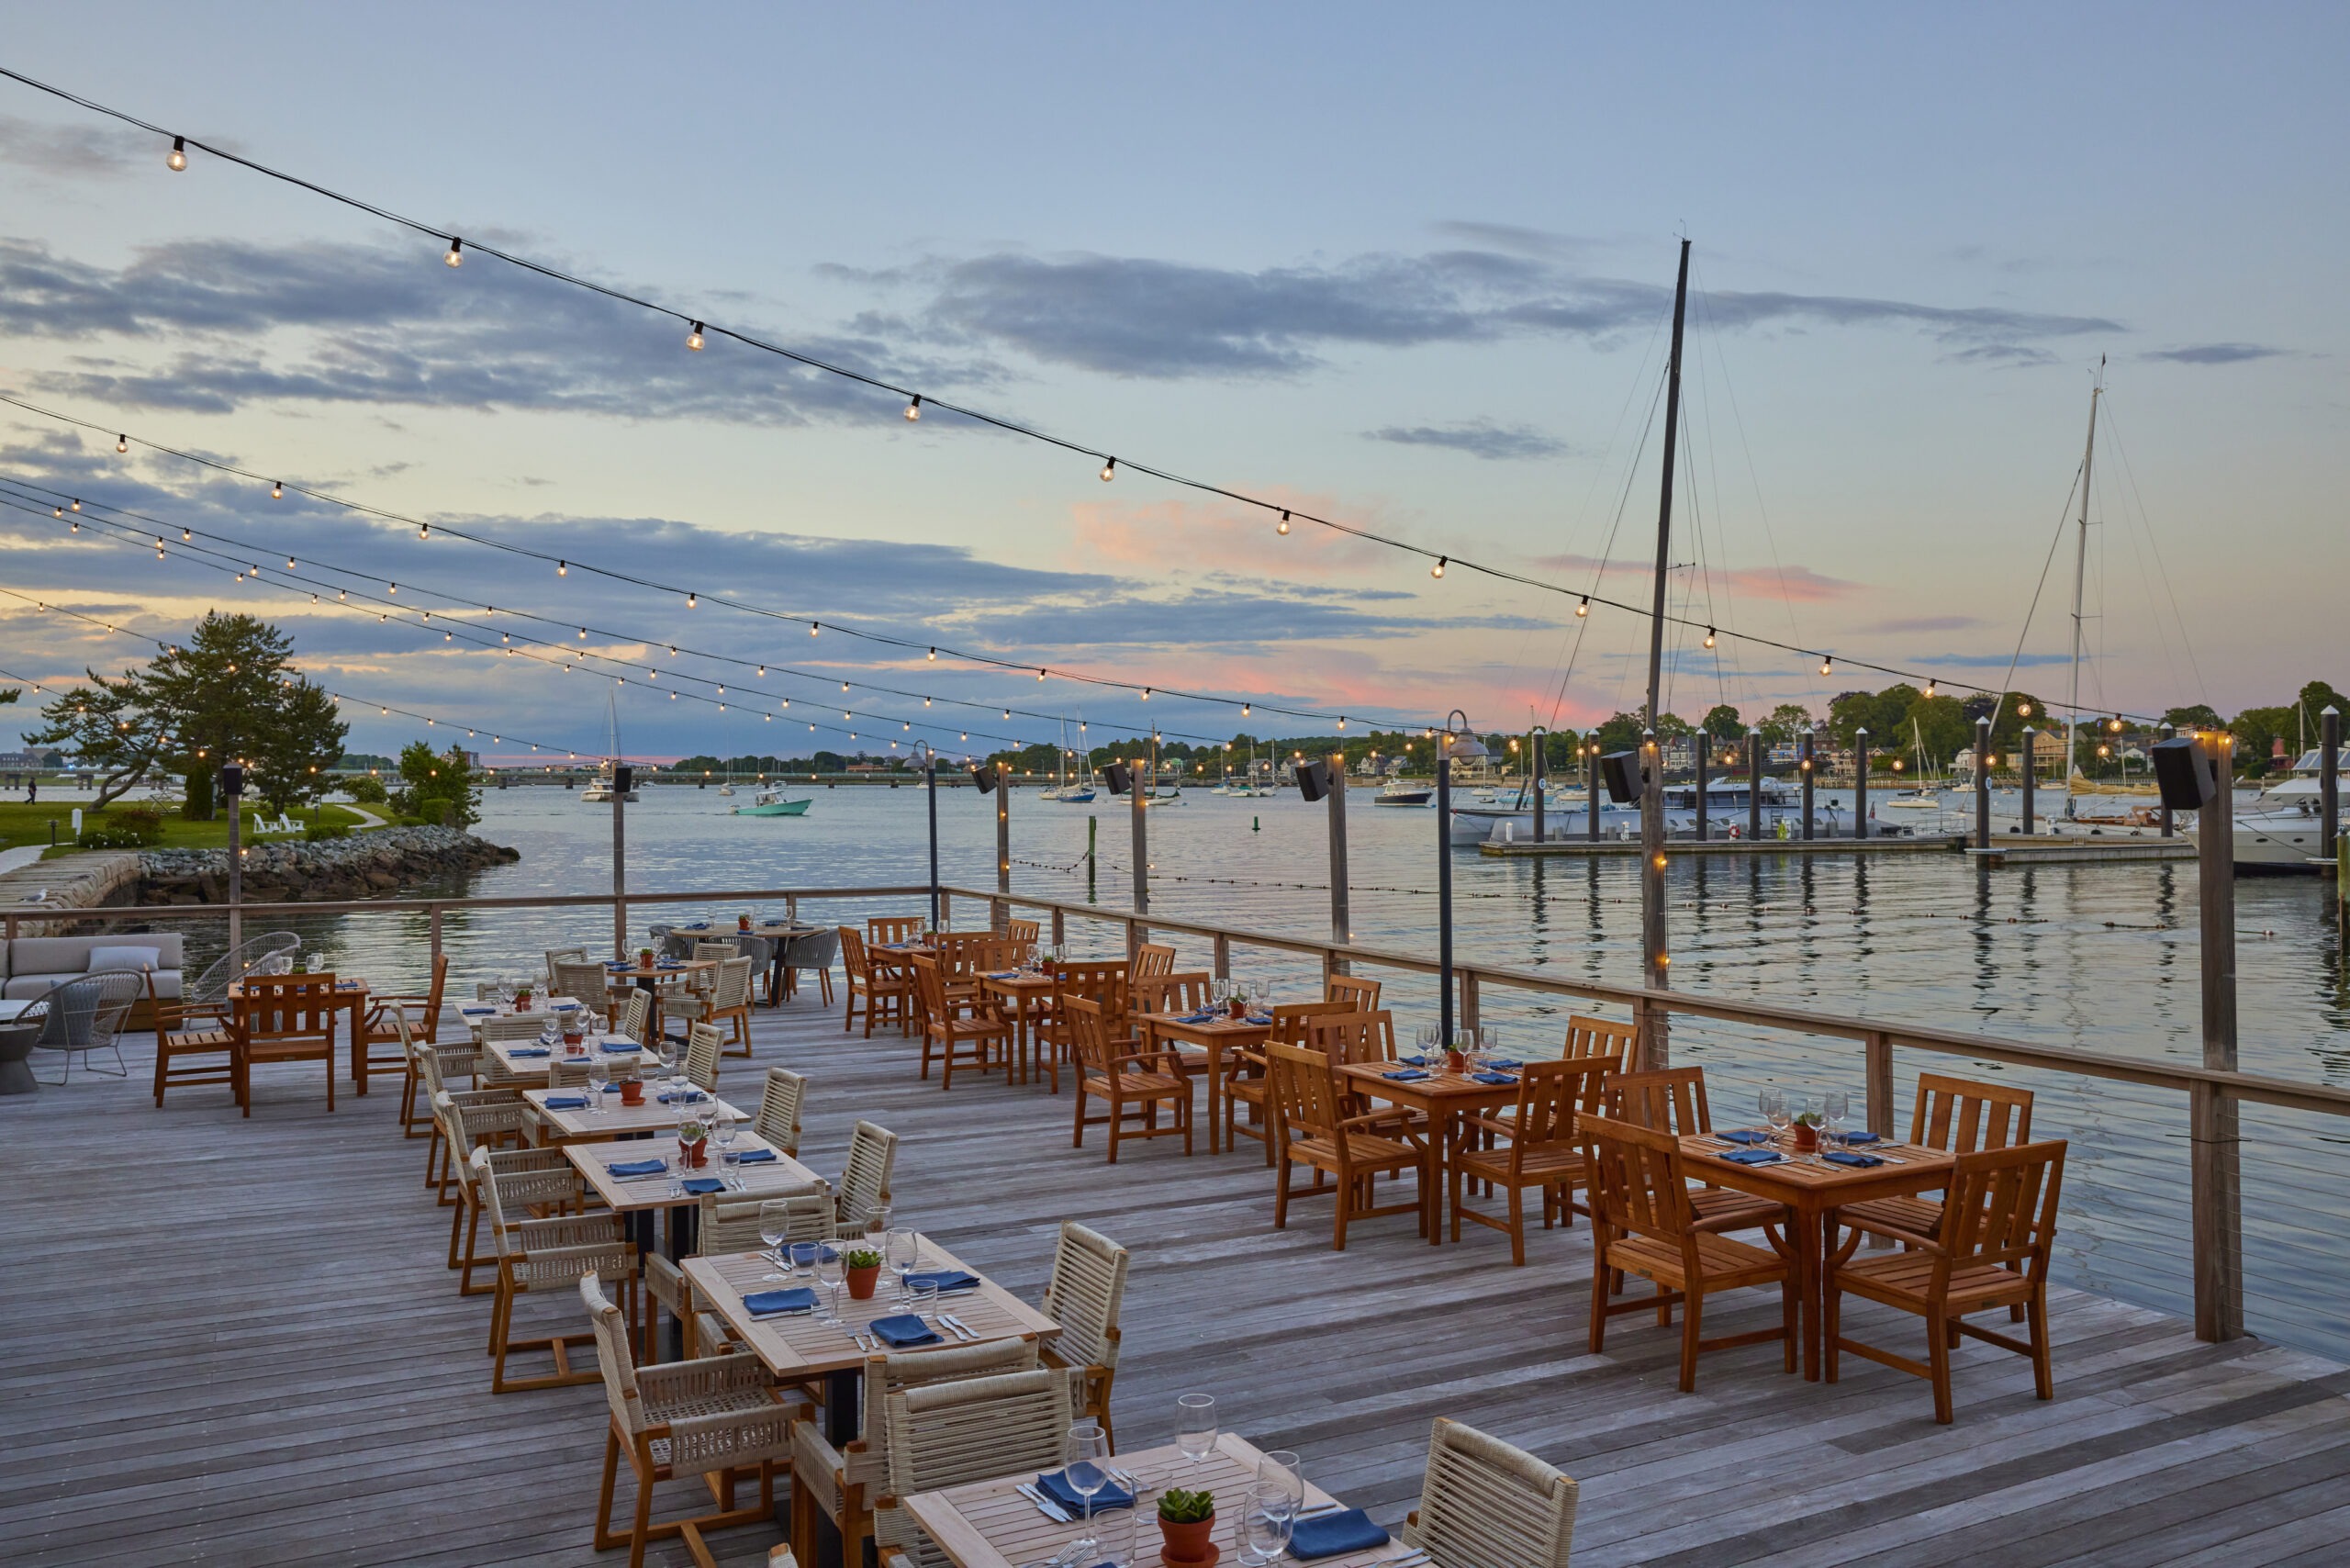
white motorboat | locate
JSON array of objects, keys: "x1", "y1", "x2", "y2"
[
  {"x1": 2230, "y1": 747, "x2": 2347, "y2": 868},
  {"x1": 1447, "y1": 778, "x2": 1814, "y2": 845},
  {"x1": 579, "y1": 694, "x2": 639, "y2": 802}
]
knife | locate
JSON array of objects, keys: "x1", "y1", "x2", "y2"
[{"x1": 1015, "y1": 1484, "x2": 1074, "y2": 1523}]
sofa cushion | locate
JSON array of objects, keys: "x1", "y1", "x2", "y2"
[
  {"x1": 4, "y1": 969, "x2": 180, "y2": 1002},
  {"x1": 88, "y1": 945, "x2": 164, "y2": 975},
  {"x1": 10, "y1": 932, "x2": 185, "y2": 975}
]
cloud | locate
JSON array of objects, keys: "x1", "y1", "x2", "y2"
[
  {"x1": 0, "y1": 115, "x2": 140, "y2": 178},
  {"x1": 1070, "y1": 494, "x2": 1393, "y2": 579},
  {"x1": 1860, "y1": 614, "x2": 1985, "y2": 633},
  {"x1": 1364, "y1": 420, "x2": 1567, "y2": 461},
  {"x1": 2141, "y1": 342, "x2": 2287, "y2": 365},
  {"x1": 1907, "y1": 651, "x2": 2074, "y2": 668},
  {"x1": 0, "y1": 237, "x2": 989, "y2": 422},
  {"x1": 908, "y1": 247, "x2": 2122, "y2": 380},
  {"x1": 1525, "y1": 553, "x2": 1858, "y2": 602}
]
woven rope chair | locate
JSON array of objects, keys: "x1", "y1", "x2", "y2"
[
  {"x1": 449, "y1": 1136, "x2": 578, "y2": 1297},
  {"x1": 420, "y1": 1039, "x2": 516, "y2": 1202},
  {"x1": 27, "y1": 970, "x2": 143, "y2": 1084},
  {"x1": 834, "y1": 1119, "x2": 898, "y2": 1236},
  {"x1": 1038, "y1": 1220, "x2": 1127, "y2": 1445},
  {"x1": 580, "y1": 1274, "x2": 800, "y2": 1568},
  {"x1": 554, "y1": 959, "x2": 618, "y2": 1016},
  {"x1": 543, "y1": 946, "x2": 589, "y2": 987},
  {"x1": 185, "y1": 932, "x2": 300, "y2": 1006},
  {"x1": 546, "y1": 1057, "x2": 594, "y2": 1088},
  {"x1": 877, "y1": 1368, "x2": 1073, "y2": 1568},
  {"x1": 398, "y1": 1009, "x2": 477, "y2": 1137},
  {"x1": 476, "y1": 1147, "x2": 635, "y2": 1394},
  {"x1": 794, "y1": 1337, "x2": 1039, "y2": 1567},
  {"x1": 149, "y1": 969, "x2": 236, "y2": 1108},
  {"x1": 684, "y1": 1022, "x2": 724, "y2": 1093},
  {"x1": 695, "y1": 956, "x2": 757, "y2": 1057},
  {"x1": 1398, "y1": 1416, "x2": 1578, "y2": 1568},
  {"x1": 645, "y1": 1185, "x2": 834, "y2": 1361},
  {"x1": 478, "y1": 1013, "x2": 548, "y2": 1043},
  {"x1": 780, "y1": 929, "x2": 838, "y2": 1005},
  {"x1": 616, "y1": 988, "x2": 654, "y2": 1046},
  {"x1": 1605, "y1": 1067, "x2": 1787, "y2": 1241},
  {"x1": 754, "y1": 1066, "x2": 807, "y2": 1156}
]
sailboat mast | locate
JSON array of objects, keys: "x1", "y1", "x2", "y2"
[
  {"x1": 2065, "y1": 368, "x2": 2101, "y2": 797},
  {"x1": 1639, "y1": 238, "x2": 1692, "y2": 1046}
]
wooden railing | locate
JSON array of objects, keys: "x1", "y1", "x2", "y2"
[{"x1": 55, "y1": 876, "x2": 2338, "y2": 1345}]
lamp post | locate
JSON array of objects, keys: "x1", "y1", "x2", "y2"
[
  {"x1": 220, "y1": 762, "x2": 246, "y2": 953},
  {"x1": 610, "y1": 763, "x2": 632, "y2": 958},
  {"x1": 1530, "y1": 726, "x2": 1547, "y2": 846},
  {"x1": 1437, "y1": 712, "x2": 1487, "y2": 1045},
  {"x1": 916, "y1": 744, "x2": 939, "y2": 930},
  {"x1": 1853, "y1": 727, "x2": 1868, "y2": 840}
]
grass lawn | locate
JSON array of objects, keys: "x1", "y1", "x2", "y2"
[{"x1": 0, "y1": 801, "x2": 380, "y2": 855}]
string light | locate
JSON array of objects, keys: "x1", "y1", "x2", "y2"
[
  {"x1": 419, "y1": 523, "x2": 430, "y2": 539},
  {"x1": 166, "y1": 135, "x2": 186, "y2": 172},
  {"x1": 69, "y1": 498, "x2": 79, "y2": 511},
  {"x1": 1099, "y1": 457, "x2": 1116, "y2": 482},
  {"x1": 270, "y1": 480, "x2": 282, "y2": 499},
  {"x1": 1704, "y1": 627, "x2": 1717, "y2": 648},
  {"x1": 687, "y1": 593, "x2": 697, "y2": 609},
  {"x1": 1431, "y1": 557, "x2": 1446, "y2": 579},
  {"x1": 557, "y1": 560, "x2": 567, "y2": 577},
  {"x1": 1278, "y1": 510, "x2": 1291, "y2": 535},
  {"x1": 904, "y1": 395, "x2": 921, "y2": 421},
  {"x1": 1576, "y1": 597, "x2": 1589, "y2": 617},
  {"x1": 1924, "y1": 679, "x2": 1936, "y2": 698},
  {"x1": 1820, "y1": 656, "x2": 1833, "y2": 676},
  {"x1": 116, "y1": 433, "x2": 128, "y2": 453},
  {"x1": 443, "y1": 236, "x2": 463, "y2": 267},
  {"x1": 687, "y1": 321, "x2": 704, "y2": 352},
  {"x1": 927, "y1": 647, "x2": 935, "y2": 660}
]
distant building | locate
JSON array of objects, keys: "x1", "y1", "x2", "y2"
[{"x1": 0, "y1": 750, "x2": 44, "y2": 771}]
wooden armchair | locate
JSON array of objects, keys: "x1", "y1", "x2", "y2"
[
  {"x1": 1842, "y1": 1074, "x2": 2036, "y2": 1247},
  {"x1": 867, "y1": 916, "x2": 922, "y2": 946},
  {"x1": 1041, "y1": 960, "x2": 1129, "y2": 1091},
  {"x1": 839, "y1": 926, "x2": 911, "y2": 1038},
  {"x1": 580, "y1": 1275, "x2": 799, "y2": 1568},
  {"x1": 1399, "y1": 1417, "x2": 1577, "y2": 1568},
  {"x1": 1606, "y1": 1066, "x2": 1788, "y2": 1239},
  {"x1": 1225, "y1": 999, "x2": 1358, "y2": 1164},
  {"x1": 1132, "y1": 941, "x2": 1178, "y2": 980},
  {"x1": 1325, "y1": 973, "x2": 1382, "y2": 1011},
  {"x1": 1067, "y1": 995, "x2": 1192, "y2": 1163},
  {"x1": 1452, "y1": 1059, "x2": 1613, "y2": 1264},
  {"x1": 362, "y1": 951, "x2": 447, "y2": 1100},
  {"x1": 1564, "y1": 1013, "x2": 1639, "y2": 1070},
  {"x1": 1583, "y1": 1114, "x2": 1795, "y2": 1392},
  {"x1": 909, "y1": 956, "x2": 1008, "y2": 1089},
  {"x1": 231, "y1": 971, "x2": 342, "y2": 1116},
  {"x1": 1267, "y1": 1039, "x2": 1430, "y2": 1250},
  {"x1": 149, "y1": 969, "x2": 236, "y2": 1109},
  {"x1": 1828, "y1": 1139, "x2": 2066, "y2": 1423},
  {"x1": 1005, "y1": 918, "x2": 1041, "y2": 946}
]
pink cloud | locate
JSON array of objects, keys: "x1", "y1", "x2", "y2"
[
  {"x1": 1070, "y1": 489, "x2": 1393, "y2": 578},
  {"x1": 1525, "y1": 553, "x2": 1859, "y2": 602}
]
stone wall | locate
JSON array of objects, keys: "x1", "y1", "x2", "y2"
[{"x1": 137, "y1": 826, "x2": 520, "y2": 905}]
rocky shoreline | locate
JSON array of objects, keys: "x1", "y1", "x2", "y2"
[{"x1": 136, "y1": 825, "x2": 520, "y2": 905}]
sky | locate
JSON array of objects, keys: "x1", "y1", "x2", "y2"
[{"x1": 0, "y1": 4, "x2": 2342, "y2": 766}]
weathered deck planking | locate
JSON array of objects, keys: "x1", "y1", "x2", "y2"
[{"x1": 4, "y1": 986, "x2": 2347, "y2": 1567}]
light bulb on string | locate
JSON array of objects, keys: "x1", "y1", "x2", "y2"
[
  {"x1": 1278, "y1": 510, "x2": 1291, "y2": 535},
  {"x1": 557, "y1": 560, "x2": 567, "y2": 577},
  {"x1": 904, "y1": 394, "x2": 922, "y2": 421},
  {"x1": 1704, "y1": 627, "x2": 1717, "y2": 648},
  {"x1": 117, "y1": 434, "x2": 129, "y2": 454},
  {"x1": 927, "y1": 647, "x2": 936, "y2": 660},
  {"x1": 444, "y1": 237, "x2": 463, "y2": 267},
  {"x1": 1820, "y1": 656, "x2": 1833, "y2": 677},
  {"x1": 1575, "y1": 596, "x2": 1589, "y2": 617},
  {"x1": 810, "y1": 622, "x2": 819, "y2": 636},
  {"x1": 1099, "y1": 457, "x2": 1116, "y2": 482},
  {"x1": 687, "y1": 321, "x2": 704, "y2": 352},
  {"x1": 687, "y1": 593, "x2": 696, "y2": 609},
  {"x1": 1431, "y1": 556, "x2": 1446, "y2": 579},
  {"x1": 271, "y1": 481, "x2": 283, "y2": 499},
  {"x1": 70, "y1": 498, "x2": 80, "y2": 512},
  {"x1": 167, "y1": 135, "x2": 187, "y2": 172}
]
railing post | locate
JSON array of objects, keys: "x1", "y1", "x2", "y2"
[
  {"x1": 788, "y1": 892, "x2": 800, "y2": 925},
  {"x1": 1125, "y1": 917, "x2": 1139, "y2": 960},
  {"x1": 430, "y1": 903, "x2": 443, "y2": 973},
  {"x1": 1629, "y1": 992, "x2": 1653, "y2": 1070},
  {"x1": 1326, "y1": 750, "x2": 1350, "y2": 949},
  {"x1": 2191, "y1": 1080, "x2": 2244, "y2": 1342},
  {"x1": 1051, "y1": 907, "x2": 1066, "y2": 948},
  {"x1": 1213, "y1": 933, "x2": 1229, "y2": 980},
  {"x1": 937, "y1": 890, "x2": 949, "y2": 930},
  {"x1": 1460, "y1": 968, "x2": 1480, "y2": 1034},
  {"x1": 1863, "y1": 1029, "x2": 1893, "y2": 1138}
]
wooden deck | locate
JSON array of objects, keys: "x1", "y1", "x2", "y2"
[{"x1": 6, "y1": 991, "x2": 2350, "y2": 1567}]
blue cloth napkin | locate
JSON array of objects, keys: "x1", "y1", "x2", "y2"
[
  {"x1": 985, "y1": 969, "x2": 1020, "y2": 979},
  {"x1": 608, "y1": 1158, "x2": 667, "y2": 1177},
  {"x1": 732, "y1": 1148, "x2": 778, "y2": 1165},
  {"x1": 682, "y1": 922, "x2": 710, "y2": 930},
  {"x1": 543, "y1": 1094, "x2": 588, "y2": 1110},
  {"x1": 1382, "y1": 1068, "x2": 1431, "y2": 1081},
  {"x1": 658, "y1": 1090, "x2": 708, "y2": 1104},
  {"x1": 1718, "y1": 1148, "x2": 1785, "y2": 1166},
  {"x1": 1401, "y1": 1054, "x2": 1430, "y2": 1067},
  {"x1": 1035, "y1": 1468, "x2": 1134, "y2": 1513},
  {"x1": 680, "y1": 1176, "x2": 726, "y2": 1195},
  {"x1": 867, "y1": 1314, "x2": 943, "y2": 1349},
  {"x1": 600, "y1": 1041, "x2": 637, "y2": 1053},
  {"x1": 1842, "y1": 1130, "x2": 1884, "y2": 1145},
  {"x1": 1245, "y1": 1013, "x2": 1273, "y2": 1025},
  {"x1": 1487, "y1": 1058, "x2": 1525, "y2": 1069},
  {"x1": 1718, "y1": 1128, "x2": 1774, "y2": 1145},
  {"x1": 1822, "y1": 1150, "x2": 1886, "y2": 1169},
  {"x1": 743, "y1": 1286, "x2": 818, "y2": 1317},
  {"x1": 1288, "y1": 1508, "x2": 1390, "y2": 1561},
  {"x1": 1178, "y1": 1011, "x2": 1217, "y2": 1024},
  {"x1": 905, "y1": 1269, "x2": 979, "y2": 1294},
  {"x1": 1472, "y1": 1071, "x2": 1520, "y2": 1086},
  {"x1": 509, "y1": 1047, "x2": 550, "y2": 1058},
  {"x1": 458, "y1": 1004, "x2": 495, "y2": 1016}
]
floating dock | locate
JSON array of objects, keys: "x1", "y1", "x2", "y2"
[{"x1": 1480, "y1": 835, "x2": 1960, "y2": 859}]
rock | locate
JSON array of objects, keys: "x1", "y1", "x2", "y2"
[{"x1": 136, "y1": 826, "x2": 520, "y2": 904}]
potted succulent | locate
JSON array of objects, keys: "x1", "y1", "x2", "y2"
[
  {"x1": 617, "y1": 1068, "x2": 645, "y2": 1107},
  {"x1": 1790, "y1": 1110, "x2": 1822, "y2": 1153},
  {"x1": 677, "y1": 1114, "x2": 710, "y2": 1168},
  {"x1": 1444, "y1": 1040, "x2": 1471, "y2": 1074},
  {"x1": 1225, "y1": 991, "x2": 1248, "y2": 1020},
  {"x1": 513, "y1": 984, "x2": 533, "y2": 1013},
  {"x1": 638, "y1": 946, "x2": 656, "y2": 969},
  {"x1": 1158, "y1": 1487, "x2": 1216, "y2": 1565},
  {"x1": 843, "y1": 1246, "x2": 884, "y2": 1299},
  {"x1": 738, "y1": 912, "x2": 754, "y2": 932}
]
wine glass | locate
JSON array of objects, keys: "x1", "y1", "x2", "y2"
[
  {"x1": 1176, "y1": 1393, "x2": 1216, "y2": 1466},
  {"x1": 887, "y1": 1227, "x2": 921, "y2": 1306},
  {"x1": 1241, "y1": 1480, "x2": 1297, "y2": 1568},
  {"x1": 759, "y1": 1200, "x2": 792, "y2": 1281},
  {"x1": 586, "y1": 1056, "x2": 610, "y2": 1116},
  {"x1": 1820, "y1": 1090, "x2": 1849, "y2": 1159},
  {"x1": 1415, "y1": 1024, "x2": 1440, "y2": 1067},
  {"x1": 814, "y1": 1248, "x2": 845, "y2": 1326},
  {"x1": 1257, "y1": 1450, "x2": 1304, "y2": 1517},
  {"x1": 711, "y1": 1107, "x2": 741, "y2": 1188},
  {"x1": 1064, "y1": 1419, "x2": 1112, "y2": 1559},
  {"x1": 1760, "y1": 1088, "x2": 1789, "y2": 1147}
]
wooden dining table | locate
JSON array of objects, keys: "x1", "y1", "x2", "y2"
[
  {"x1": 228, "y1": 976, "x2": 373, "y2": 1092},
  {"x1": 1337, "y1": 1059, "x2": 1523, "y2": 1245},
  {"x1": 905, "y1": 1431, "x2": 1423, "y2": 1568},
  {"x1": 477, "y1": 1029, "x2": 650, "y2": 1084},
  {"x1": 523, "y1": 1084, "x2": 748, "y2": 1144},
  {"x1": 603, "y1": 957, "x2": 719, "y2": 1040},
  {"x1": 1674, "y1": 1129, "x2": 1956, "y2": 1382},
  {"x1": 1135, "y1": 1011, "x2": 1273, "y2": 1153},
  {"x1": 979, "y1": 970, "x2": 1056, "y2": 1084}
]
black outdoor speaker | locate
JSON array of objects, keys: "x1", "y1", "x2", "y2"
[
  {"x1": 613, "y1": 765, "x2": 633, "y2": 795},
  {"x1": 2150, "y1": 735, "x2": 2213, "y2": 812},
  {"x1": 1599, "y1": 749, "x2": 1643, "y2": 804},
  {"x1": 970, "y1": 764, "x2": 998, "y2": 794},
  {"x1": 1294, "y1": 759, "x2": 1332, "y2": 801},
  {"x1": 1099, "y1": 762, "x2": 1132, "y2": 796},
  {"x1": 218, "y1": 762, "x2": 245, "y2": 799}
]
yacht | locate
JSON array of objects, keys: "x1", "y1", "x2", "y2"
[
  {"x1": 1448, "y1": 778, "x2": 1810, "y2": 845},
  {"x1": 2229, "y1": 746, "x2": 2348, "y2": 869},
  {"x1": 1375, "y1": 778, "x2": 1434, "y2": 806},
  {"x1": 579, "y1": 693, "x2": 639, "y2": 802}
]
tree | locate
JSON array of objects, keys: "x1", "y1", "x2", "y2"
[
  {"x1": 2229, "y1": 705, "x2": 2298, "y2": 778},
  {"x1": 1757, "y1": 702, "x2": 1813, "y2": 745},
  {"x1": 2296, "y1": 679, "x2": 2346, "y2": 730},
  {"x1": 1907, "y1": 693, "x2": 1972, "y2": 771},
  {"x1": 135, "y1": 612, "x2": 306, "y2": 818},
  {"x1": 1701, "y1": 703, "x2": 1743, "y2": 743},
  {"x1": 1592, "y1": 711, "x2": 1645, "y2": 753},
  {"x1": 2163, "y1": 703, "x2": 2222, "y2": 731},
  {"x1": 390, "y1": 741, "x2": 481, "y2": 829},
  {"x1": 24, "y1": 672, "x2": 163, "y2": 807},
  {"x1": 251, "y1": 681, "x2": 348, "y2": 812}
]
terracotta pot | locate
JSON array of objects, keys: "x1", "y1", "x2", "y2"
[
  {"x1": 680, "y1": 1137, "x2": 708, "y2": 1169},
  {"x1": 639, "y1": 953, "x2": 655, "y2": 969},
  {"x1": 515, "y1": 996, "x2": 532, "y2": 1012},
  {"x1": 1226, "y1": 996, "x2": 1247, "y2": 1019},
  {"x1": 845, "y1": 1263, "x2": 881, "y2": 1300},
  {"x1": 1446, "y1": 1050, "x2": 1470, "y2": 1074},
  {"x1": 1160, "y1": 1515, "x2": 1216, "y2": 1563},
  {"x1": 619, "y1": 1081, "x2": 644, "y2": 1106},
  {"x1": 1792, "y1": 1121, "x2": 1819, "y2": 1152}
]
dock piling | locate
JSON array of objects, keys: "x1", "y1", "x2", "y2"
[
  {"x1": 1854, "y1": 727, "x2": 1869, "y2": 841},
  {"x1": 1747, "y1": 726, "x2": 1762, "y2": 841},
  {"x1": 1800, "y1": 727, "x2": 1817, "y2": 840},
  {"x1": 2021, "y1": 726, "x2": 2037, "y2": 834},
  {"x1": 1975, "y1": 717, "x2": 1993, "y2": 850}
]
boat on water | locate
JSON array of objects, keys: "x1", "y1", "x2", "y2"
[
  {"x1": 2229, "y1": 746, "x2": 2348, "y2": 868},
  {"x1": 579, "y1": 693, "x2": 639, "y2": 802},
  {"x1": 1041, "y1": 719, "x2": 1097, "y2": 802},
  {"x1": 716, "y1": 781, "x2": 735, "y2": 797},
  {"x1": 1449, "y1": 778, "x2": 1813, "y2": 845},
  {"x1": 732, "y1": 784, "x2": 811, "y2": 818},
  {"x1": 1375, "y1": 778, "x2": 1434, "y2": 806}
]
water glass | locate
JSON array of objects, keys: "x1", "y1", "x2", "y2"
[
  {"x1": 789, "y1": 1240, "x2": 821, "y2": 1280},
  {"x1": 1257, "y1": 1450, "x2": 1304, "y2": 1510},
  {"x1": 1176, "y1": 1392, "x2": 1216, "y2": 1463},
  {"x1": 887, "y1": 1227, "x2": 921, "y2": 1305},
  {"x1": 711, "y1": 1108, "x2": 740, "y2": 1187},
  {"x1": 907, "y1": 1278, "x2": 940, "y2": 1325},
  {"x1": 1761, "y1": 1088, "x2": 1789, "y2": 1144},
  {"x1": 1820, "y1": 1090, "x2": 1851, "y2": 1156},
  {"x1": 814, "y1": 1249, "x2": 845, "y2": 1325}
]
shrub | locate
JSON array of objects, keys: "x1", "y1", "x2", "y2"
[
  {"x1": 305, "y1": 822, "x2": 352, "y2": 842},
  {"x1": 77, "y1": 807, "x2": 166, "y2": 849},
  {"x1": 415, "y1": 798, "x2": 449, "y2": 827},
  {"x1": 344, "y1": 775, "x2": 388, "y2": 804}
]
